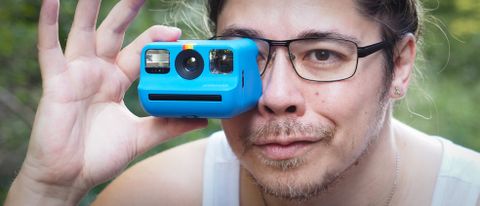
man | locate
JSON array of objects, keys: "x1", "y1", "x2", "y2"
[{"x1": 5, "y1": 0, "x2": 480, "y2": 205}]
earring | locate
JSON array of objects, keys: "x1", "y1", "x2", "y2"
[{"x1": 394, "y1": 87, "x2": 402, "y2": 96}]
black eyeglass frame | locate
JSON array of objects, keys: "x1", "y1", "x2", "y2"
[{"x1": 210, "y1": 35, "x2": 389, "y2": 82}]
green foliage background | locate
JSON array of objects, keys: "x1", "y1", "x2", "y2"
[{"x1": 0, "y1": 0, "x2": 478, "y2": 204}]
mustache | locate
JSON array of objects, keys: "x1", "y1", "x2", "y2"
[{"x1": 240, "y1": 119, "x2": 335, "y2": 154}]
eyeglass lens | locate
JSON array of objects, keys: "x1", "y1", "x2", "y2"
[
  {"x1": 213, "y1": 36, "x2": 360, "y2": 82},
  {"x1": 254, "y1": 38, "x2": 359, "y2": 81}
]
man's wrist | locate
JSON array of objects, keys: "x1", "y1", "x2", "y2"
[{"x1": 5, "y1": 171, "x2": 87, "y2": 206}]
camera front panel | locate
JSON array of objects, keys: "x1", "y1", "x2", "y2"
[{"x1": 138, "y1": 39, "x2": 262, "y2": 118}]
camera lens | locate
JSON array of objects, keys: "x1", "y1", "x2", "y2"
[
  {"x1": 210, "y1": 49, "x2": 233, "y2": 74},
  {"x1": 184, "y1": 56, "x2": 199, "y2": 72},
  {"x1": 175, "y1": 49, "x2": 204, "y2": 80}
]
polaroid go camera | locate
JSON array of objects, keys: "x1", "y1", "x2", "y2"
[{"x1": 138, "y1": 39, "x2": 262, "y2": 118}]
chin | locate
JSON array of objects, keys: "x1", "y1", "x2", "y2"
[
  {"x1": 238, "y1": 143, "x2": 348, "y2": 201},
  {"x1": 223, "y1": 112, "x2": 382, "y2": 201},
  {"x1": 240, "y1": 131, "x2": 376, "y2": 202},
  {"x1": 244, "y1": 155, "x2": 346, "y2": 201}
]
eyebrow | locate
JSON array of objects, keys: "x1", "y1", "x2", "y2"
[
  {"x1": 219, "y1": 26, "x2": 264, "y2": 38},
  {"x1": 218, "y1": 26, "x2": 361, "y2": 44},
  {"x1": 297, "y1": 30, "x2": 361, "y2": 44}
]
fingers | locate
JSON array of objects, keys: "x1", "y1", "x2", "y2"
[
  {"x1": 96, "y1": 0, "x2": 145, "y2": 60},
  {"x1": 117, "y1": 25, "x2": 181, "y2": 82},
  {"x1": 64, "y1": 0, "x2": 101, "y2": 58},
  {"x1": 38, "y1": 0, "x2": 67, "y2": 79},
  {"x1": 135, "y1": 117, "x2": 208, "y2": 155}
]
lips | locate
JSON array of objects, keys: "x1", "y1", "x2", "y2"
[{"x1": 253, "y1": 137, "x2": 322, "y2": 160}]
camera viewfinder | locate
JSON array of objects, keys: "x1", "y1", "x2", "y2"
[
  {"x1": 146, "y1": 50, "x2": 170, "y2": 74},
  {"x1": 210, "y1": 49, "x2": 233, "y2": 74}
]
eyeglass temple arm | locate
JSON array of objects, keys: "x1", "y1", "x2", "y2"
[{"x1": 357, "y1": 42, "x2": 388, "y2": 58}]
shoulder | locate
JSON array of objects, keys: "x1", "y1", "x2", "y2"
[
  {"x1": 394, "y1": 119, "x2": 480, "y2": 182},
  {"x1": 431, "y1": 137, "x2": 480, "y2": 205},
  {"x1": 393, "y1": 119, "x2": 480, "y2": 205},
  {"x1": 93, "y1": 137, "x2": 209, "y2": 206},
  {"x1": 437, "y1": 136, "x2": 480, "y2": 184}
]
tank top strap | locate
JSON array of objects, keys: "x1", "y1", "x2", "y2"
[{"x1": 202, "y1": 131, "x2": 240, "y2": 206}]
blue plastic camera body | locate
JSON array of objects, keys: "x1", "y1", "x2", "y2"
[{"x1": 138, "y1": 39, "x2": 262, "y2": 118}]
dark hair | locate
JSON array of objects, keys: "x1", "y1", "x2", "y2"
[
  {"x1": 356, "y1": 0, "x2": 423, "y2": 87},
  {"x1": 206, "y1": 0, "x2": 424, "y2": 88}
]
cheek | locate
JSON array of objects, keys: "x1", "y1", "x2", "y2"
[
  {"x1": 221, "y1": 116, "x2": 266, "y2": 176},
  {"x1": 221, "y1": 113, "x2": 252, "y2": 155},
  {"x1": 310, "y1": 55, "x2": 387, "y2": 127},
  {"x1": 306, "y1": 66, "x2": 386, "y2": 154},
  {"x1": 310, "y1": 82, "x2": 381, "y2": 125}
]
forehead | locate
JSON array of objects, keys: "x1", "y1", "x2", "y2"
[{"x1": 217, "y1": 0, "x2": 381, "y2": 43}]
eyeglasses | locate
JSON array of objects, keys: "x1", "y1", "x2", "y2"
[{"x1": 210, "y1": 35, "x2": 388, "y2": 82}]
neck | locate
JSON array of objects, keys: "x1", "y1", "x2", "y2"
[{"x1": 250, "y1": 118, "x2": 400, "y2": 206}]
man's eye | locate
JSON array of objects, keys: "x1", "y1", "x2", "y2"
[
  {"x1": 312, "y1": 50, "x2": 333, "y2": 61},
  {"x1": 303, "y1": 49, "x2": 345, "y2": 64}
]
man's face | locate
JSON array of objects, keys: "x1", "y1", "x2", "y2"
[{"x1": 218, "y1": 0, "x2": 390, "y2": 200}]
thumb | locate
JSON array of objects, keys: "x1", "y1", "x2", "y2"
[{"x1": 134, "y1": 117, "x2": 208, "y2": 155}]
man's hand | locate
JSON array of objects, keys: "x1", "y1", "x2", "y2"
[{"x1": 5, "y1": 0, "x2": 207, "y2": 204}]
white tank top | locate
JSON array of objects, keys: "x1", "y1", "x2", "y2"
[
  {"x1": 202, "y1": 131, "x2": 480, "y2": 206},
  {"x1": 202, "y1": 131, "x2": 240, "y2": 206}
]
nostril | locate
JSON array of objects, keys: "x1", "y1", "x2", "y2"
[
  {"x1": 264, "y1": 106, "x2": 275, "y2": 114},
  {"x1": 286, "y1": 106, "x2": 297, "y2": 113}
]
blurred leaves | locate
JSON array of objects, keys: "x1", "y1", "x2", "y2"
[
  {"x1": 394, "y1": 0, "x2": 480, "y2": 150},
  {"x1": 454, "y1": 0, "x2": 480, "y2": 21}
]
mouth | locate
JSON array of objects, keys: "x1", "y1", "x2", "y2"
[{"x1": 253, "y1": 138, "x2": 322, "y2": 160}]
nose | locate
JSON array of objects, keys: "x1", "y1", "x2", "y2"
[{"x1": 258, "y1": 48, "x2": 306, "y2": 118}]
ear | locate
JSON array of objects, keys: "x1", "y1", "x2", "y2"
[{"x1": 389, "y1": 33, "x2": 417, "y2": 99}]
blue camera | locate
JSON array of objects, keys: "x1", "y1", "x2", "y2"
[{"x1": 138, "y1": 39, "x2": 262, "y2": 118}]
